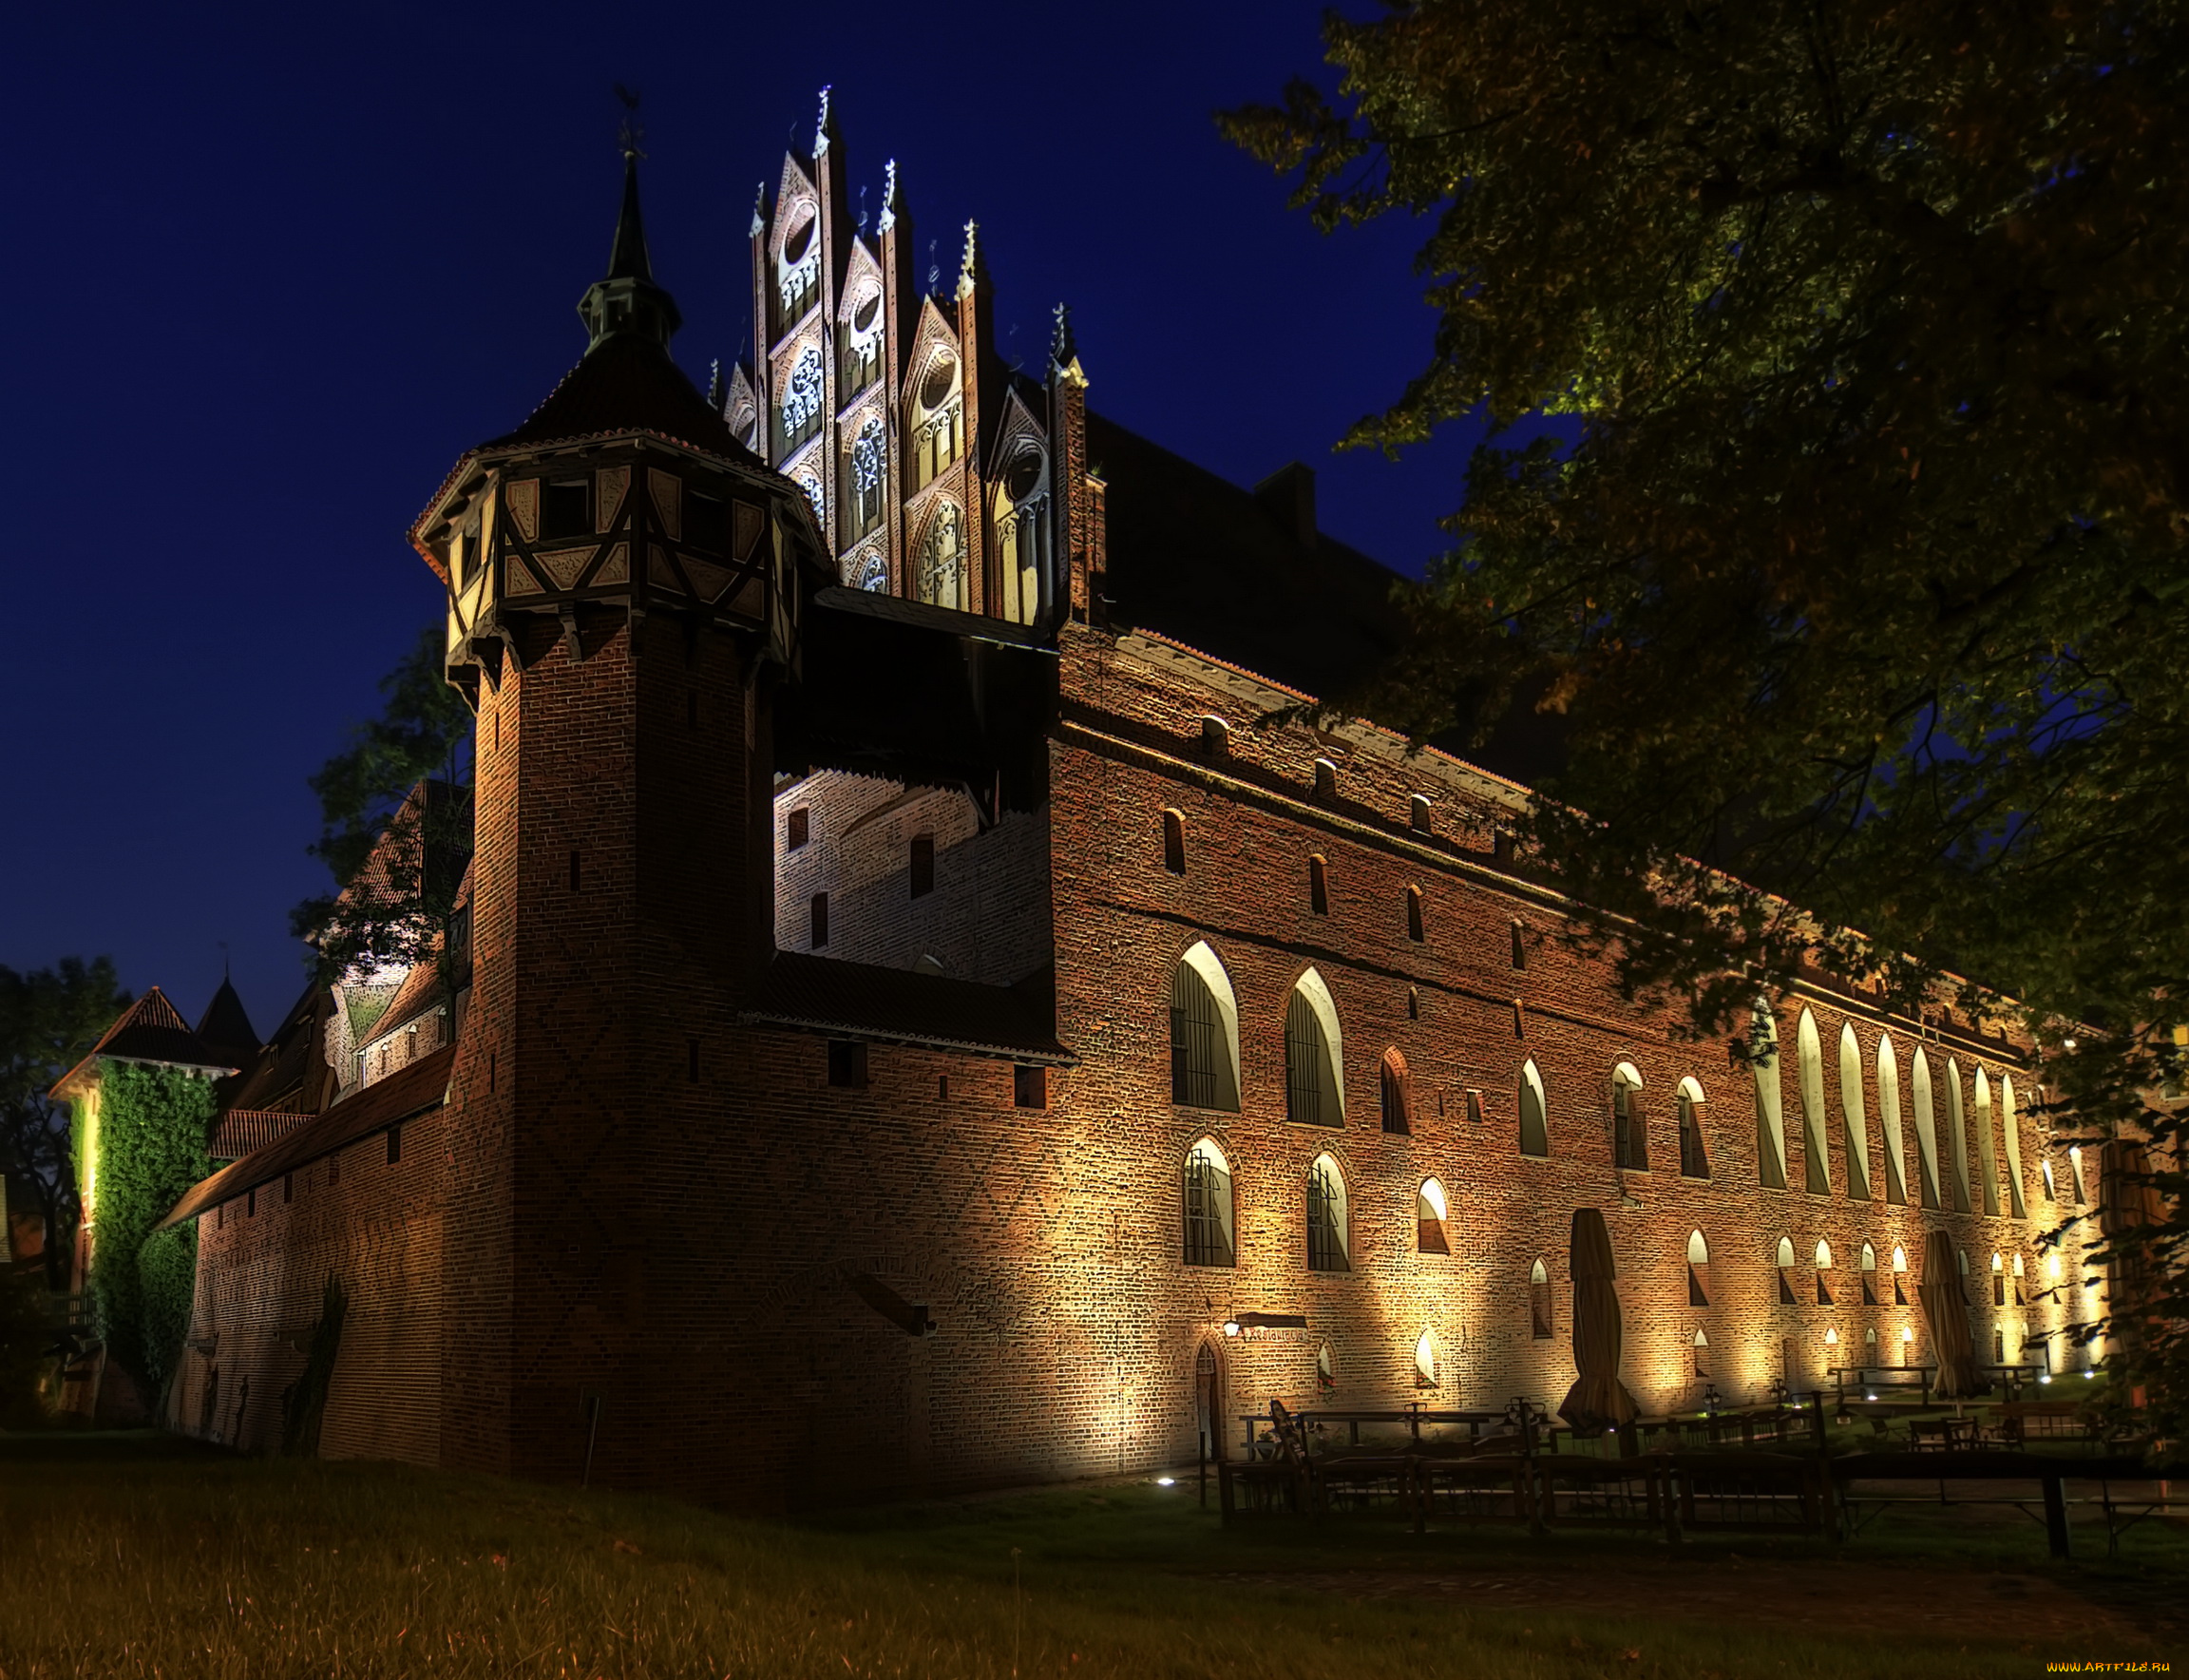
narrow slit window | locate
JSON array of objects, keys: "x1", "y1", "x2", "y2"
[
  {"x1": 1308, "y1": 854, "x2": 1329, "y2": 916},
  {"x1": 1778, "y1": 1236, "x2": 1798, "y2": 1304},
  {"x1": 1860, "y1": 1242, "x2": 1877, "y2": 1305},
  {"x1": 1687, "y1": 1229, "x2": 1711, "y2": 1306},
  {"x1": 1161, "y1": 810, "x2": 1185, "y2": 876},
  {"x1": 1677, "y1": 1079, "x2": 1710, "y2": 1178},
  {"x1": 1409, "y1": 793, "x2": 1433, "y2": 832},
  {"x1": 1530, "y1": 1259, "x2": 1552, "y2": 1338},
  {"x1": 1815, "y1": 1239, "x2": 1835, "y2": 1305},
  {"x1": 1405, "y1": 885, "x2": 1425, "y2": 943},
  {"x1": 787, "y1": 807, "x2": 810, "y2": 850},
  {"x1": 1517, "y1": 1060, "x2": 1549, "y2": 1156},
  {"x1": 1510, "y1": 921, "x2": 1527, "y2": 970},
  {"x1": 1465, "y1": 1088, "x2": 1484, "y2": 1126},
  {"x1": 809, "y1": 891, "x2": 828, "y2": 949},
  {"x1": 686, "y1": 1038, "x2": 700, "y2": 1083},
  {"x1": 1313, "y1": 757, "x2": 1338, "y2": 799},
  {"x1": 908, "y1": 833, "x2": 935, "y2": 899},
  {"x1": 1380, "y1": 1048, "x2": 1411, "y2": 1135}
]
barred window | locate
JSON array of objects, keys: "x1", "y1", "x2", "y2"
[
  {"x1": 1306, "y1": 1154, "x2": 1348, "y2": 1271},
  {"x1": 1169, "y1": 944, "x2": 1241, "y2": 1112},
  {"x1": 1677, "y1": 1077, "x2": 1710, "y2": 1178},
  {"x1": 1380, "y1": 1048, "x2": 1411, "y2": 1135},
  {"x1": 1285, "y1": 971, "x2": 1343, "y2": 1126},
  {"x1": 1183, "y1": 1138, "x2": 1235, "y2": 1267},
  {"x1": 1612, "y1": 1062, "x2": 1647, "y2": 1170}
]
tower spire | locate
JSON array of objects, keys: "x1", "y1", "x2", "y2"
[{"x1": 577, "y1": 118, "x2": 683, "y2": 354}]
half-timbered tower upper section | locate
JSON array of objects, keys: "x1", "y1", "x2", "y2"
[{"x1": 732, "y1": 92, "x2": 1087, "y2": 633}]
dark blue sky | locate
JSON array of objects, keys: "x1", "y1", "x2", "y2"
[{"x1": 4, "y1": 0, "x2": 1493, "y2": 1039}]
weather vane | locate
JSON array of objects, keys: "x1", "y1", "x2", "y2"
[{"x1": 614, "y1": 84, "x2": 644, "y2": 161}]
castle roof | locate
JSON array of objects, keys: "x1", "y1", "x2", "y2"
[
  {"x1": 194, "y1": 978, "x2": 259, "y2": 1073},
  {"x1": 482, "y1": 332, "x2": 764, "y2": 465},
  {"x1": 158, "y1": 1042, "x2": 455, "y2": 1231},
  {"x1": 49, "y1": 986, "x2": 238, "y2": 1101}
]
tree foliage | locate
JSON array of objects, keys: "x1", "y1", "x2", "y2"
[
  {"x1": 290, "y1": 624, "x2": 474, "y2": 985},
  {"x1": 1228, "y1": 2, "x2": 2188, "y2": 1433},
  {"x1": 90, "y1": 1061, "x2": 213, "y2": 1398},
  {"x1": 0, "y1": 958, "x2": 129, "y2": 1292}
]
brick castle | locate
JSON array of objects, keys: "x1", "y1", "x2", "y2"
[{"x1": 61, "y1": 99, "x2": 2093, "y2": 1502}]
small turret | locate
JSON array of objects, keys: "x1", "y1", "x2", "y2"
[{"x1": 578, "y1": 153, "x2": 684, "y2": 353}]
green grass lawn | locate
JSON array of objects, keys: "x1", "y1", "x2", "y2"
[{"x1": 0, "y1": 1432, "x2": 2179, "y2": 1679}]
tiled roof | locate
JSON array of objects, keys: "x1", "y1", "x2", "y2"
[
  {"x1": 743, "y1": 952, "x2": 1070, "y2": 1063},
  {"x1": 483, "y1": 333, "x2": 765, "y2": 464},
  {"x1": 372, "y1": 960, "x2": 445, "y2": 1047},
  {"x1": 208, "y1": 1109, "x2": 311, "y2": 1162},
  {"x1": 194, "y1": 978, "x2": 260, "y2": 1072},
  {"x1": 49, "y1": 987, "x2": 237, "y2": 1100},
  {"x1": 226, "y1": 982, "x2": 329, "y2": 1115},
  {"x1": 157, "y1": 1043, "x2": 456, "y2": 1231}
]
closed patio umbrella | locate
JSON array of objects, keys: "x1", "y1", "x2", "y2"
[
  {"x1": 1559, "y1": 1206, "x2": 1640, "y2": 1435},
  {"x1": 1918, "y1": 1228, "x2": 1988, "y2": 1399}
]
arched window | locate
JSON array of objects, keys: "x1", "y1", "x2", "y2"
[
  {"x1": 1815, "y1": 1239, "x2": 1835, "y2": 1305},
  {"x1": 1943, "y1": 1059, "x2": 1973, "y2": 1212},
  {"x1": 1612, "y1": 1062, "x2": 1647, "y2": 1171},
  {"x1": 1999, "y1": 1074, "x2": 2028, "y2": 1218},
  {"x1": 915, "y1": 500, "x2": 966, "y2": 612},
  {"x1": 1182, "y1": 1138, "x2": 1235, "y2": 1267},
  {"x1": 1316, "y1": 1341, "x2": 1336, "y2": 1393},
  {"x1": 1305, "y1": 1154, "x2": 1348, "y2": 1271},
  {"x1": 1910, "y1": 1048, "x2": 1943, "y2": 1209},
  {"x1": 1313, "y1": 757, "x2": 1338, "y2": 799},
  {"x1": 778, "y1": 343, "x2": 825, "y2": 454},
  {"x1": 1776, "y1": 1236, "x2": 1798, "y2": 1304},
  {"x1": 1687, "y1": 1229, "x2": 1711, "y2": 1306},
  {"x1": 1864, "y1": 1326, "x2": 1878, "y2": 1366},
  {"x1": 1405, "y1": 885, "x2": 1425, "y2": 943},
  {"x1": 1406, "y1": 985, "x2": 1419, "y2": 1021},
  {"x1": 1876, "y1": 1033, "x2": 1909, "y2": 1206},
  {"x1": 1518, "y1": 1060, "x2": 1550, "y2": 1157},
  {"x1": 1860, "y1": 1242, "x2": 1878, "y2": 1305},
  {"x1": 840, "y1": 288, "x2": 884, "y2": 392},
  {"x1": 1409, "y1": 793, "x2": 1433, "y2": 832},
  {"x1": 843, "y1": 415, "x2": 887, "y2": 542},
  {"x1": 1974, "y1": 1069, "x2": 2001, "y2": 1216},
  {"x1": 1529, "y1": 1258, "x2": 1552, "y2": 1338},
  {"x1": 1170, "y1": 943, "x2": 1242, "y2": 1112},
  {"x1": 1677, "y1": 1077, "x2": 1710, "y2": 1178},
  {"x1": 1990, "y1": 1250, "x2": 2007, "y2": 1307},
  {"x1": 1797, "y1": 1009, "x2": 1830, "y2": 1194},
  {"x1": 1161, "y1": 809, "x2": 1186, "y2": 875},
  {"x1": 1692, "y1": 1327, "x2": 1710, "y2": 1378},
  {"x1": 994, "y1": 446, "x2": 1049, "y2": 626},
  {"x1": 1752, "y1": 1007, "x2": 1788, "y2": 1189},
  {"x1": 1417, "y1": 1178, "x2": 1449, "y2": 1253},
  {"x1": 1837, "y1": 1022, "x2": 1872, "y2": 1200},
  {"x1": 1892, "y1": 1243, "x2": 1910, "y2": 1306},
  {"x1": 1901, "y1": 1324, "x2": 1916, "y2": 1366},
  {"x1": 2012, "y1": 1251, "x2": 2026, "y2": 1304},
  {"x1": 1285, "y1": 969, "x2": 1344, "y2": 1126},
  {"x1": 909, "y1": 353, "x2": 961, "y2": 487},
  {"x1": 1414, "y1": 1328, "x2": 1437, "y2": 1387},
  {"x1": 1200, "y1": 716, "x2": 1229, "y2": 755},
  {"x1": 1380, "y1": 1048, "x2": 1411, "y2": 1135}
]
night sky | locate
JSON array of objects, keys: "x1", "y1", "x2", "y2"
[{"x1": 5, "y1": 1, "x2": 1498, "y2": 1040}]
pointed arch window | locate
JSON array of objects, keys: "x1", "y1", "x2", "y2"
[
  {"x1": 1285, "y1": 970, "x2": 1343, "y2": 1127},
  {"x1": 1974, "y1": 1069, "x2": 2001, "y2": 1215},
  {"x1": 1892, "y1": 1244, "x2": 1909, "y2": 1306},
  {"x1": 1860, "y1": 1242, "x2": 1878, "y2": 1305},
  {"x1": 1911, "y1": 1049, "x2": 1943, "y2": 1209},
  {"x1": 1380, "y1": 1048, "x2": 1411, "y2": 1135},
  {"x1": 2000, "y1": 1075, "x2": 2028, "y2": 1218},
  {"x1": 1943, "y1": 1059, "x2": 1973, "y2": 1212},
  {"x1": 1991, "y1": 1250, "x2": 2008, "y2": 1307},
  {"x1": 909, "y1": 353, "x2": 961, "y2": 488},
  {"x1": 1183, "y1": 1137, "x2": 1235, "y2": 1268},
  {"x1": 778, "y1": 343, "x2": 826, "y2": 455},
  {"x1": 2068, "y1": 1144, "x2": 2087, "y2": 1205},
  {"x1": 1796, "y1": 1008, "x2": 1830, "y2": 1194},
  {"x1": 995, "y1": 445, "x2": 1050, "y2": 626},
  {"x1": 915, "y1": 501, "x2": 966, "y2": 613},
  {"x1": 1814, "y1": 1239, "x2": 1835, "y2": 1305},
  {"x1": 1687, "y1": 1229, "x2": 1711, "y2": 1306},
  {"x1": 1305, "y1": 1154, "x2": 1348, "y2": 1271},
  {"x1": 1316, "y1": 1341, "x2": 1337, "y2": 1393},
  {"x1": 1170, "y1": 944, "x2": 1241, "y2": 1112},
  {"x1": 1612, "y1": 1062, "x2": 1647, "y2": 1171},
  {"x1": 1876, "y1": 1033, "x2": 1909, "y2": 1206},
  {"x1": 2041, "y1": 1156, "x2": 2058, "y2": 1203},
  {"x1": 1530, "y1": 1258, "x2": 1553, "y2": 1338},
  {"x1": 1777, "y1": 1236, "x2": 1798, "y2": 1304},
  {"x1": 1677, "y1": 1077, "x2": 1710, "y2": 1178},
  {"x1": 1518, "y1": 1059, "x2": 1550, "y2": 1157},
  {"x1": 1837, "y1": 1021, "x2": 1871, "y2": 1200},
  {"x1": 1414, "y1": 1328, "x2": 1438, "y2": 1387},
  {"x1": 843, "y1": 415, "x2": 887, "y2": 543},
  {"x1": 1692, "y1": 1327, "x2": 1710, "y2": 1378},
  {"x1": 2011, "y1": 1251, "x2": 2026, "y2": 1304},
  {"x1": 841, "y1": 288, "x2": 884, "y2": 393},
  {"x1": 1417, "y1": 1178, "x2": 1450, "y2": 1253},
  {"x1": 1752, "y1": 1007, "x2": 1788, "y2": 1190}
]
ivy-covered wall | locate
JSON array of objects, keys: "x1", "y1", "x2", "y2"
[{"x1": 88, "y1": 1061, "x2": 212, "y2": 1395}]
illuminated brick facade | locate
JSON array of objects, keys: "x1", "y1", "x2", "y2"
[{"x1": 162, "y1": 107, "x2": 2094, "y2": 1504}]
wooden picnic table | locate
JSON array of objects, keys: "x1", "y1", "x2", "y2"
[
  {"x1": 1236, "y1": 1407, "x2": 1510, "y2": 1453},
  {"x1": 1906, "y1": 1416, "x2": 1980, "y2": 1452}
]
